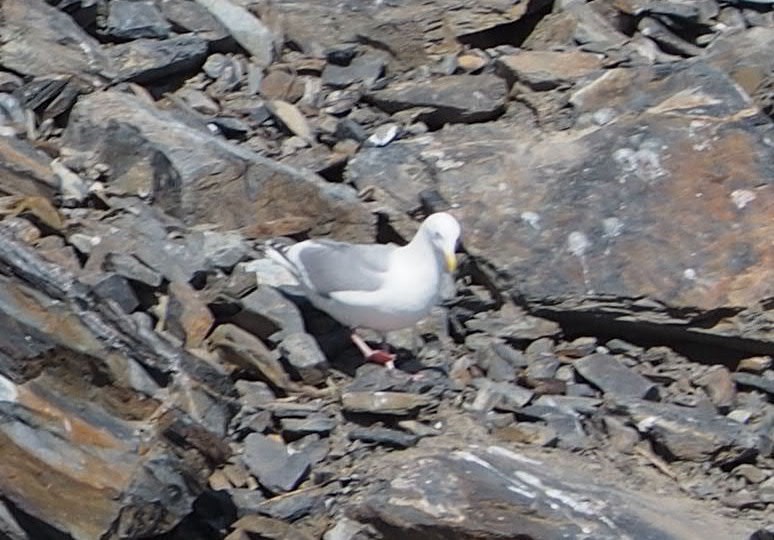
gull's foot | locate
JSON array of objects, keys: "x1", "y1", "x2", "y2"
[{"x1": 365, "y1": 349, "x2": 396, "y2": 369}]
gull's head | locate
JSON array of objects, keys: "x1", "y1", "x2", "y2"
[{"x1": 422, "y1": 212, "x2": 461, "y2": 273}]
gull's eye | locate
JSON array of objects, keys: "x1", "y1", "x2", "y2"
[{"x1": 433, "y1": 231, "x2": 442, "y2": 240}]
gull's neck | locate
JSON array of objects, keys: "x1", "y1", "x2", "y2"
[{"x1": 400, "y1": 224, "x2": 443, "y2": 271}]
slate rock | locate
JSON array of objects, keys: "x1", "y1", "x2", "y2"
[
  {"x1": 342, "y1": 391, "x2": 431, "y2": 415},
  {"x1": 353, "y1": 445, "x2": 754, "y2": 539},
  {"x1": 159, "y1": 0, "x2": 231, "y2": 45},
  {"x1": 229, "y1": 488, "x2": 266, "y2": 517},
  {"x1": 525, "y1": 355, "x2": 561, "y2": 380},
  {"x1": 242, "y1": 433, "x2": 311, "y2": 494},
  {"x1": 733, "y1": 372, "x2": 774, "y2": 396},
  {"x1": 575, "y1": 353, "x2": 659, "y2": 400},
  {"x1": 80, "y1": 272, "x2": 140, "y2": 313},
  {"x1": 469, "y1": 379, "x2": 533, "y2": 412},
  {"x1": 110, "y1": 35, "x2": 209, "y2": 83},
  {"x1": 103, "y1": 252, "x2": 163, "y2": 287},
  {"x1": 366, "y1": 74, "x2": 507, "y2": 127},
  {"x1": 322, "y1": 53, "x2": 386, "y2": 89},
  {"x1": 62, "y1": 91, "x2": 374, "y2": 241},
  {"x1": 0, "y1": 248, "x2": 229, "y2": 540},
  {"x1": 346, "y1": 61, "x2": 774, "y2": 337},
  {"x1": 255, "y1": 488, "x2": 326, "y2": 521},
  {"x1": 0, "y1": 0, "x2": 113, "y2": 78},
  {"x1": 166, "y1": 280, "x2": 215, "y2": 348},
  {"x1": 348, "y1": 426, "x2": 419, "y2": 448},
  {"x1": 233, "y1": 286, "x2": 305, "y2": 342},
  {"x1": 105, "y1": 0, "x2": 172, "y2": 40},
  {"x1": 696, "y1": 366, "x2": 737, "y2": 410},
  {"x1": 201, "y1": 230, "x2": 248, "y2": 270},
  {"x1": 194, "y1": 0, "x2": 277, "y2": 67},
  {"x1": 281, "y1": 415, "x2": 336, "y2": 439},
  {"x1": 278, "y1": 332, "x2": 329, "y2": 385},
  {"x1": 496, "y1": 50, "x2": 603, "y2": 90},
  {"x1": 615, "y1": 398, "x2": 767, "y2": 463}
]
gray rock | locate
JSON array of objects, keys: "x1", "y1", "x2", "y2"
[
  {"x1": 103, "y1": 252, "x2": 163, "y2": 287},
  {"x1": 353, "y1": 445, "x2": 754, "y2": 539},
  {"x1": 105, "y1": 0, "x2": 172, "y2": 40},
  {"x1": 0, "y1": 0, "x2": 113, "y2": 78},
  {"x1": 322, "y1": 53, "x2": 386, "y2": 89},
  {"x1": 193, "y1": 0, "x2": 277, "y2": 67},
  {"x1": 0, "y1": 499, "x2": 28, "y2": 540},
  {"x1": 201, "y1": 230, "x2": 248, "y2": 270},
  {"x1": 733, "y1": 372, "x2": 774, "y2": 396},
  {"x1": 229, "y1": 488, "x2": 266, "y2": 517},
  {"x1": 235, "y1": 380, "x2": 276, "y2": 409},
  {"x1": 638, "y1": 17, "x2": 704, "y2": 57},
  {"x1": 342, "y1": 391, "x2": 431, "y2": 415},
  {"x1": 281, "y1": 415, "x2": 336, "y2": 439},
  {"x1": 278, "y1": 332, "x2": 329, "y2": 385},
  {"x1": 242, "y1": 433, "x2": 311, "y2": 494},
  {"x1": 345, "y1": 61, "x2": 774, "y2": 354},
  {"x1": 255, "y1": 488, "x2": 325, "y2": 521},
  {"x1": 491, "y1": 342, "x2": 529, "y2": 368},
  {"x1": 525, "y1": 355, "x2": 561, "y2": 380},
  {"x1": 110, "y1": 35, "x2": 209, "y2": 83},
  {"x1": 366, "y1": 74, "x2": 507, "y2": 127},
  {"x1": 159, "y1": 0, "x2": 231, "y2": 45},
  {"x1": 516, "y1": 404, "x2": 591, "y2": 450},
  {"x1": 348, "y1": 426, "x2": 419, "y2": 448},
  {"x1": 760, "y1": 476, "x2": 774, "y2": 504},
  {"x1": 469, "y1": 379, "x2": 534, "y2": 412},
  {"x1": 62, "y1": 90, "x2": 374, "y2": 241},
  {"x1": 366, "y1": 123, "x2": 400, "y2": 147},
  {"x1": 233, "y1": 286, "x2": 305, "y2": 341},
  {"x1": 615, "y1": 398, "x2": 767, "y2": 463},
  {"x1": 80, "y1": 272, "x2": 140, "y2": 313},
  {"x1": 323, "y1": 517, "x2": 373, "y2": 540},
  {"x1": 575, "y1": 353, "x2": 659, "y2": 401}
]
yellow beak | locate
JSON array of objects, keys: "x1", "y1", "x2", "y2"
[{"x1": 445, "y1": 251, "x2": 457, "y2": 273}]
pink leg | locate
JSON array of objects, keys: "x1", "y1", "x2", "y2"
[{"x1": 350, "y1": 332, "x2": 395, "y2": 369}]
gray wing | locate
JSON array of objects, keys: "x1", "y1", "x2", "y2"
[{"x1": 295, "y1": 240, "x2": 396, "y2": 296}]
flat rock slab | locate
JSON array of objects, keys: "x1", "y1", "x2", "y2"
[
  {"x1": 243, "y1": 433, "x2": 311, "y2": 494},
  {"x1": 612, "y1": 398, "x2": 769, "y2": 463},
  {"x1": 275, "y1": 0, "x2": 549, "y2": 64},
  {"x1": 109, "y1": 35, "x2": 208, "y2": 83},
  {"x1": 347, "y1": 61, "x2": 774, "y2": 332},
  {"x1": 62, "y1": 90, "x2": 374, "y2": 241},
  {"x1": 366, "y1": 74, "x2": 507, "y2": 127},
  {"x1": 351, "y1": 445, "x2": 759, "y2": 539},
  {"x1": 496, "y1": 50, "x2": 603, "y2": 90},
  {"x1": 0, "y1": 233, "x2": 229, "y2": 539},
  {"x1": 0, "y1": 0, "x2": 113, "y2": 78},
  {"x1": 574, "y1": 353, "x2": 659, "y2": 400}
]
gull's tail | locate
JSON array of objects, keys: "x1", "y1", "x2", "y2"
[{"x1": 261, "y1": 239, "x2": 303, "y2": 282}]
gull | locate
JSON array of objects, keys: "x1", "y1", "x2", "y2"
[{"x1": 266, "y1": 212, "x2": 461, "y2": 367}]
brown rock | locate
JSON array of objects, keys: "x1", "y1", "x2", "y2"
[
  {"x1": 352, "y1": 444, "x2": 757, "y2": 539},
  {"x1": 366, "y1": 74, "x2": 507, "y2": 127},
  {"x1": 695, "y1": 366, "x2": 736, "y2": 410},
  {"x1": 260, "y1": 69, "x2": 306, "y2": 102},
  {"x1": 347, "y1": 61, "x2": 774, "y2": 353},
  {"x1": 0, "y1": 138, "x2": 59, "y2": 199},
  {"x1": 62, "y1": 90, "x2": 374, "y2": 242},
  {"x1": 496, "y1": 50, "x2": 603, "y2": 90},
  {"x1": 165, "y1": 281, "x2": 215, "y2": 348}
]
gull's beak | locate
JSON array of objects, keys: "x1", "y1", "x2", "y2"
[{"x1": 445, "y1": 251, "x2": 457, "y2": 273}]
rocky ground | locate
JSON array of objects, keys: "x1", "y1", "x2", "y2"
[{"x1": 0, "y1": 0, "x2": 773, "y2": 539}]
